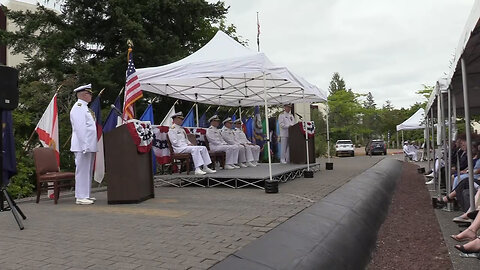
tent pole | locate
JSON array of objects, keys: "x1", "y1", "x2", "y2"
[
  {"x1": 439, "y1": 88, "x2": 446, "y2": 198},
  {"x1": 326, "y1": 104, "x2": 331, "y2": 163},
  {"x1": 426, "y1": 112, "x2": 431, "y2": 172},
  {"x1": 431, "y1": 108, "x2": 436, "y2": 191},
  {"x1": 461, "y1": 58, "x2": 476, "y2": 213},
  {"x1": 302, "y1": 90, "x2": 310, "y2": 171},
  {"x1": 263, "y1": 72, "x2": 273, "y2": 182},
  {"x1": 401, "y1": 130, "x2": 404, "y2": 144},
  {"x1": 446, "y1": 86, "x2": 453, "y2": 211}
]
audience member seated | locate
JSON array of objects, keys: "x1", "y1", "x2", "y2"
[
  {"x1": 403, "y1": 141, "x2": 418, "y2": 161},
  {"x1": 168, "y1": 112, "x2": 216, "y2": 175}
]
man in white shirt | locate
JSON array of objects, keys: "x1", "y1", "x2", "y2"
[
  {"x1": 233, "y1": 119, "x2": 260, "y2": 166},
  {"x1": 168, "y1": 112, "x2": 216, "y2": 175},
  {"x1": 221, "y1": 118, "x2": 255, "y2": 168},
  {"x1": 70, "y1": 84, "x2": 97, "y2": 205},
  {"x1": 206, "y1": 115, "x2": 240, "y2": 170},
  {"x1": 278, "y1": 104, "x2": 295, "y2": 163}
]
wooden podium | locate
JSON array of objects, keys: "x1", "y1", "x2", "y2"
[
  {"x1": 104, "y1": 124, "x2": 154, "y2": 204},
  {"x1": 288, "y1": 123, "x2": 315, "y2": 164}
]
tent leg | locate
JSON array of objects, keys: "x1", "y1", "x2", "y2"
[
  {"x1": 263, "y1": 72, "x2": 277, "y2": 193},
  {"x1": 446, "y1": 86, "x2": 453, "y2": 211},
  {"x1": 461, "y1": 58, "x2": 476, "y2": 212},
  {"x1": 302, "y1": 90, "x2": 312, "y2": 178}
]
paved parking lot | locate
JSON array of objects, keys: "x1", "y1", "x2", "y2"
[{"x1": 0, "y1": 155, "x2": 384, "y2": 270}]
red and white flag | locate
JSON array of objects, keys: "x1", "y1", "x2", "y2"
[
  {"x1": 123, "y1": 49, "x2": 143, "y2": 120},
  {"x1": 35, "y1": 94, "x2": 59, "y2": 165},
  {"x1": 35, "y1": 93, "x2": 59, "y2": 199}
]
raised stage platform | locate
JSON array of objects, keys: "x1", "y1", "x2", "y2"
[{"x1": 154, "y1": 163, "x2": 320, "y2": 189}]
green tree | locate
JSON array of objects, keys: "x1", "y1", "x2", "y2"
[
  {"x1": 328, "y1": 88, "x2": 363, "y2": 143},
  {"x1": 0, "y1": 0, "x2": 237, "y2": 197},
  {"x1": 328, "y1": 72, "x2": 346, "y2": 94}
]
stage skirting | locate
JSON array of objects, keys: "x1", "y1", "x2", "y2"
[{"x1": 154, "y1": 163, "x2": 320, "y2": 189}]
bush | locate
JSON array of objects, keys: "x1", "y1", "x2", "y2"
[{"x1": 7, "y1": 152, "x2": 35, "y2": 199}]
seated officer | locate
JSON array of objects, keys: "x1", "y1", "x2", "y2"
[
  {"x1": 221, "y1": 118, "x2": 255, "y2": 168},
  {"x1": 206, "y1": 115, "x2": 240, "y2": 170},
  {"x1": 168, "y1": 112, "x2": 216, "y2": 175},
  {"x1": 233, "y1": 119, "x2": 260, "y2": 166}
]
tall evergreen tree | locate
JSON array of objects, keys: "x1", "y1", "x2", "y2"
[{"x1": 328, "y1": 72, "x2": 346, "y2": 94}]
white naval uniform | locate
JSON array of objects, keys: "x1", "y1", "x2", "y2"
[
  {"x1": 70, "y1": 99, "x2": 97, "y2": 200},
  {"x1": 167, "y1": 124, "x2": 211, "y2": 168},
  {"x1": 221, "y1": 126, "x2": 249, "y2": 163},
  {"x1": 278, "y1": 111, "x2": 295, "y2": 163},
  {"x1": 233, "y1": 128, "x2": 260, "y2": 162},
  {"x1": 206, "y1": 126, "x2": 239, "y2": 165},
  {"x1": 403, "y1": 144, "x2": 418, "y2": 161}
]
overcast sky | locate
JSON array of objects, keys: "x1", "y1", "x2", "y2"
[
  {"x1": 215, "y1": 0, "x2": 475, "y2": 109},
  {"x1": 8, "y1": 1, "x2": 476, "y2": 109}
]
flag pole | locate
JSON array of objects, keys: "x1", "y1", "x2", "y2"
[
  {"x1": 23, "y1": 85, "x2": 63, "y2": 152},
  {"x1": 256, "y1": 12, "x2": 260, "y2": 52}
]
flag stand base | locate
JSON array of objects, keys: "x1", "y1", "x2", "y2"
[{"x1": 304, "y1": 170, "x2": 314, "y2": 178}]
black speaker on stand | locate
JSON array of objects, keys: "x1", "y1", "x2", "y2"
[{"x1": 0, "y1": 66, "x2": 26, "y2": 230}]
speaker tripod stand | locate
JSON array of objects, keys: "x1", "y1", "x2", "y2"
[
  {"x1": 0, "y1": 108, "x2": 26, "y2": 230},
  {"x1": 0, "y1": 185, "x2": 25, "y2": 230}
]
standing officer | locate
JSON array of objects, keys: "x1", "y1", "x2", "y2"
[
  {"x1": 168, "y1": 112, "x2": 216, "y2": 175},
  {"x1": 233, "y1": 119, "x2": 260, "y2": 166},
  {"x1": 206, "y1": 115, "x2": 240, "y2": 170},
  {"x1": 70, "y1": 84, "x2": 97, "y2": 205},
  {"x1": 221, "y1": 118, "x2": 252, "y2": 168},
  {"x1": 278, "y1": 104, "x2": 295, "y2": 163}
]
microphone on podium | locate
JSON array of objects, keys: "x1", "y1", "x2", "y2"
[
  {"x1": 111, "y1": 104, "x2": 126, "y2": 123},
  {"x1": 295, "y1": 113, "x2": 303, "y2": 120}
]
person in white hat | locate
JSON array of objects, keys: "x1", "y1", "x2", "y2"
[
  {"x1": 206, "y1": 115, "x2": 240, "y2": 169},
  {"x1": 233, "y1": 119, "x2": 260, "y2": 166},
  {"x1": 70, "y1": 83, "x2": 97, "y2": 205},
  {"x1": 278, "y1": 104, "x2": 295, "y2": 163},
  {"x1": 167, "y1": 112, "x2": 216, "y2": 175},
  {"x1": 221, "y1": 118, "x2": 254, "y2": 168}
]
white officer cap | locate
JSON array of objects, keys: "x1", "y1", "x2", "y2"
[
  {"x1": 233, "y1": 119, "x2": 242, "y2": 124},
  {"x1": 222, "y1": 117, "x2": 232, "y2": 124},
  {"x1": 73, "y1": 83, "x2": 93, "y2": 93},
  {"x1": 171, "y1": 111, "x2": 184, "y2": 119},
  {"x1": 208, "y1": 115, "x2": 220, "y2": 122}
]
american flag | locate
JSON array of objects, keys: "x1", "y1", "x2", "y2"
[{"x1": 123, "y1": 50, "x2": 143, "y2": 120}]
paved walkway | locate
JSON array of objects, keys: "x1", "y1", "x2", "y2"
[{"x1": 0, "y1": 156, "x2": 383, "y2": 270}]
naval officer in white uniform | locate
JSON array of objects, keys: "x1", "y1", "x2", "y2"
[
  {"x1": 70, "y1": 84, "x2": 97, "y2": 205},
  {"x1": 168, "y1": 112, "x2": 216, "y2": 175},
  {"x1": 206, "y1": 115, "x2": 240, "y2": 170},
  {"x1": 221, "y1": 118, "x2": 255, "y2": 167},
  {"x1": 233, "y1": 119, "x2": 260, "y2": 166},
  {"x1": 278, "y1": 104, "x2": 295, "y2": 164}
]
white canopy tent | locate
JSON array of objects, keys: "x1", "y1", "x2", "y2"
[
  {"x1": 136, "y1": 31, "x2": 327, "y2": 183},
  {"x1": 396, "y1": 108, "x2": 425, "y2": 131}
]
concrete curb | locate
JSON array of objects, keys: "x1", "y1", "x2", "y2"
[{"x1": 211, "y1": 158, "x2": 403, "y2": 270}]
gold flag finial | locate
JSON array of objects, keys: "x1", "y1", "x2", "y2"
[{"x1": 127, "y1": 39, "x2": 133, "y2": 48}]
